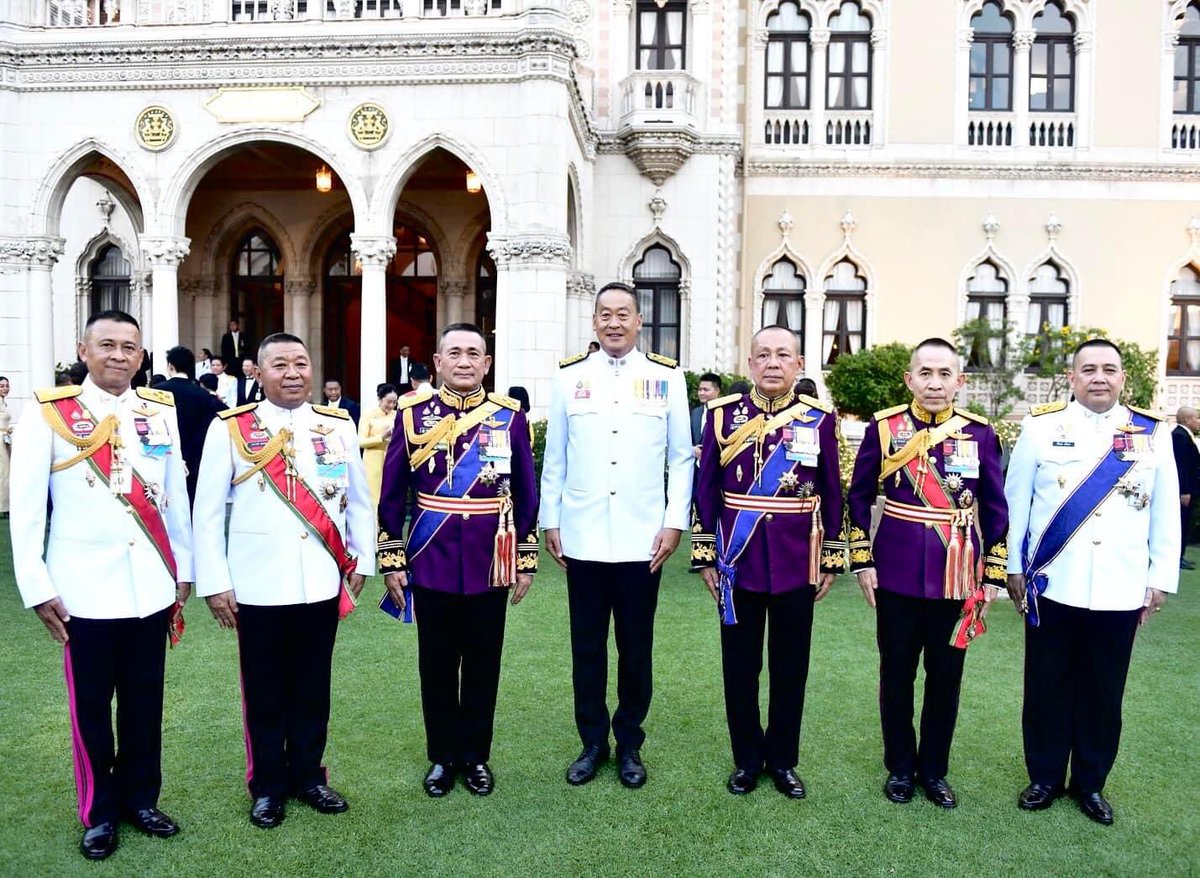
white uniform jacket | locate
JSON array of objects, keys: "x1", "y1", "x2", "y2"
[
  {"x1": 1004, "y1": 400, "x2": 1179, "y2": 611},
  {"x1": 193, "y1": 399, "x2": 375, "y2": 606},
  {"x1": 10, "y1": 377, "x2": 193, "y2": 619},
  {"x1": 540, "y1": 348, "x2": 694, "y2": 563}
]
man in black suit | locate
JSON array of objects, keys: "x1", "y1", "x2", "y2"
[
  {"x1": 220, "y1": 319, "x2": 250, "y2": 368},
  {"x1": 689, "y1": 372, "x2": 723, "y2": 460},
  {"x1": 322, "y1": 379, "x2": 360, "y2": 426},
  {"x1": 389, "y1": 344, "x2": 421, "y2": 394},
  {"x1": 1172, "y1": 406, "x2": 1200, "y2": 569},
  {"x1": 155, "y1": 346, "x2": 225, "y2": 506},
  {"x1": 236, "y1": 356, "x2": 265, "y2": 406}
]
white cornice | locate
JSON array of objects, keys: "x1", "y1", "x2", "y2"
[{"x1": 742, "y1": 161, "x2": 1200, "y2": 183}]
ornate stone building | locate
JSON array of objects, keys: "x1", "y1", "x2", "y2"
[{"x1": 0, "y1": 0, "x2": 1198, "y2": 412}]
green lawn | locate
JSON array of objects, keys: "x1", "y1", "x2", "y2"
[{"x1": 0, "y1": 526, "x2": 1196, "y2": 877}]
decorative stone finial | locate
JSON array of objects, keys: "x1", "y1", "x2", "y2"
[
  {"x1": 778, "y1": 210, "x2": 794, "y2": 239},
  {"x1": 983, "y1": 214, "x2": 999, "y2": 243}
]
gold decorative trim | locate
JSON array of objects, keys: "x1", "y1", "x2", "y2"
[
  {"x1": 134, "y1": 105, "x2": 176, "y2": 152},
  {"x1": 347, "y1": 101, "x2": 391, "y2": 151}
]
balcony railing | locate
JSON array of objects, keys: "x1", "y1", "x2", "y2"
[
  {"x1": 1172, "y1": 119, "x2": 1200, "y2": 151},
  {"x1": 824, "y1": 110, "x2": 873, "y2": 146},
  {"x1": 966, "y1": 113, "x2": 1014, "y2": 147},
  {"x1": 1027, "y1": 112, "x2": 1076, "y2": 148},
  {"x1": 763, "y1": 111, "x2": 810, "y2": 146},
  {"x1": 618, "y1": 71, "x2": 703, "y2": 130},
  {"x1": 43, "y1": 0, "x2": 506, "y2": 25}
]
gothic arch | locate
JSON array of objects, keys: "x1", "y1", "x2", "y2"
[
  {"x1": 31, "y1": 138, "x2": 152, "y2": 237},
  {"x1": 618, "y1": 228, "x2": 693, "y2": 285},
  {"x1": 957, "y1": 245, "x2": 1019, "y2": 325},
  {"x1": 198, "y1": 202, "x2": 298, "y2": 280},
  {"x1": 751, "y1": 242, "x2": 816, "y2": 333},
  {"x1": 757, "y1": 0, "x2": 822, "y2": 31}
]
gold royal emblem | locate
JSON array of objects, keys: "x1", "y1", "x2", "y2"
[
  {"x1": 348, "y1": 102, "x2": 390, "y2": 150},
  {"x1": 135, "y1": 106, "x2": 177, "y2": 151}
]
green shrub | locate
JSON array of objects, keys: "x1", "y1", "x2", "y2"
[{"x1": 824, "y1": 343, "x2": 912, "y2": 419}]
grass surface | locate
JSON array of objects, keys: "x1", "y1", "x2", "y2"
[{"x1": 0, "y1": 525, "x2": 1196, "y2": 877}]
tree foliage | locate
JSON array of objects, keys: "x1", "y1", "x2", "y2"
[{"x1": 824, "y1": 342, "x2": 912, "y2": 419}]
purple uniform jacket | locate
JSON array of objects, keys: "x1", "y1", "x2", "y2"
[
  {"x1": 692, "y1": 389, "x2": 846, "y2": 592},
  {"x1": 847, "y1": 402, "x2": 1008, "y2": 600},
  {"x1": 377, "y1": 385, "x2": 539, "y2": 595}
]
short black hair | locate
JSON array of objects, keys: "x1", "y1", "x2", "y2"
[
  {"x1": 913, "y1": 337, "x2": 959, "y2": 358},
  {"x1": 242, "y1": 356, "x2": 256, "y2": 366},
  {"x1": 439, "y1": 323, "x2": 487, "y2": 350},
  {"x1": 323, "y1": 378, "x2": 342, "y2": 387},
  {"x1": 1072, "y1": 337, "x2": 1122, "y2": 365},
  {"x1": 698, "y1": 372, "x2": 723, "y2": 389},
  {"x1": 258, "y1": 332, "x2": 306, "y2": 362},
  {"x1": 165, "y1": 345, "x2": 196, "y2": 379},
  {"x1": 0, "y1": 376, "x2": 8, "y2": 383},
  {"x1": 376, "y1": 382, "x2": 397, "y2": 399},
  {"x1": 507, "y1": 385, "x2": 531, "y2": 412},
  {"x1": 85, "y1": 309, "x2": 139, "y2": 333},
  {"x1": 198, "y1": 373, "x2": 219, "y2": 391},
  {"x1": 729, "y1": 380, "x2": 751, "y2": 395},
  {"x1": 410, "y1": 362, "x2": 430, "y2": 382},
  {"x1": 796, "y1": 377, "x2": 818, "y2": 397},
  {"x1": 68, "y1": 361, "x2": 88, "y2": 384},
  {"x1": 201, "y1": 348, "x2": 213, "y2": 359},
  {"x1": 210, "y1": 355, "x2": 225, "y2": 367},
  {"x1": 587, "y1": 340, "x2": 601, "y2": 351},
  {"x1": 594, "y1": 282, "x2": 639, "y2": 313}
]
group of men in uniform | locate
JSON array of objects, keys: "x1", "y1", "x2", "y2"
[{"x1": 8, "y1": 297, "x2": 1179, "y2": 862}]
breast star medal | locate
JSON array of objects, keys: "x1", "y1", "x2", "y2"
[
  {"x1": 958, "y1": 489, "x2": 974, "y2": 509},
  {"x1": 778, "y1": 471, "x2": 799, "y2": 493},
  {"x1": 945, "y1": 474, "x2": 963, "y2": 493},
  {"x1": 320, "y1": 481, "x2": 339, "y2": 501},
  {"x1": 799, "y1": 480, "x2": 815, "y2": 498},
  {"x1": 479, "y1": 462, "x2": 499, "y2": 486}
]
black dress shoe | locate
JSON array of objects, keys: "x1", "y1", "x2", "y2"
[
  {"x1": 463, "y1": 763, "x2": 495, "y2": 796},
  {"x1": 617, "y1": 749, "x2": 647, "y2": 788},
  {"x1": 126, "y1": 807, "x2": 179, "y2": 838},
  {"x1": 769, "y1": 768, "x2": 807, "y2": 799},
  {"x1": 1181, "y1": 559, "x2": 1195, "y2": 570},
  {"x1": 424, "y1": 763, "x2": 456, "y2": 798},
  {"x1": 1018, "y1": 783, "x2": 1061, "y2": 811},
  {"x1": 297, "y1": 784, "x2": 348, "y2": 814},
  {"x1": 917, "y1": 776, "x2": 957, "y2": 809},
  {"x1": 883, "y1": 773, "x2": 914, "y2": 803},
  {"x1": 250, "y1": 796, "x2": 286, "y2": 829},
  {"x1": 566, "y1": 745, "x2": 609, "y2": 786},
  {"x1": 1075, "y1": 791, "x2": 1114, "y2": 826},
  {"x1": 727, "y1": 769, "x2": 759, "y2": 795},
  {"x1": 80, "y1": 822, "x2": 117, "y2": 860}
]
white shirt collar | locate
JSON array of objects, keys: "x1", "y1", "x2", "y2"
[
  {"x1": 605, "y1": 347, "x2": 642, "y2": 369},
  {"x1": 1069, "y1": 398, "x2": 1124, "y2": 425},
  {"x1": 257, "y1": 397, "x2": 310, "y2": 423},
  {"x1": 81, "y1": 375, "x2": 132, "y2": 411}
]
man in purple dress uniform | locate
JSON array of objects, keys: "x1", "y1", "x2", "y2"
[
  {"x1": 693, "y1": 325, "x2": 846, "y2": 799},
  {"x1": 847, "y1": 337, "x2": 1008, "y2": 809},
  {"x1": 377, "y1": 323, "x2": 539, "y2": 798}
]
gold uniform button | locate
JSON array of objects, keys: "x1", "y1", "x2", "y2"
[
  {"x1": 765, "y1": 513, "x2": 774, "y2": 522},
  {"x1": 301, "y1": 532, "x2": 308, "y2": 540},
  {"x1": 925, "y1": 522, "x2": 933, "y2": 530},
  {"x1": 128, "y1": 539, "x2": 136, "y2": 546},
  {"x1": 928, "y1": 456, "x2": 938, "y2": 464},
  {"x1": 463, "y1": 513, "x2": 471, "y2": 521},
  {"x1": 768, "y1": 444, "x2": 777, "y2": 452}
]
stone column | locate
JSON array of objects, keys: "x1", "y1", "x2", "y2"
[
  {"x1": 140, "y1": 235, "x2": 190, "y2": 373},
  {"x1": 810, "y1": 28, "x2": 830, "y2": 145},
  {"x1": 74, "y1": 276, "x2": 90, "y2": 340},
  {"x1": 441, "y1": 278, "x2": 468, "y2": 327},
  {"x1": 29, "y1": 239, "x2": 66, "y2": 390},
  {"x1": 0, "y1": 238, "x2": 63, "y2": 392},
  {"x1": 1013, "y1": 30, "x2": 1034, "y2": 147},
  {"x1": 351, "y1": 234, "x2": 396, "y2": 406},
  {"x1": 566, "y1": 271, "x2": 595, "y2": 352},
  {"x1": 285, "y1": 277, "x2": 317, "y2": 346},
  {"x1": 188, "y1": 274, "x2": 215, "y2": 355},
  {"x1": 1072, "y1": 31, "x2": 1093, "y2": 148}
]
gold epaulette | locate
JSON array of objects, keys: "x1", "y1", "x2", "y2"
[
  {"x1": 799, "y1": 393, "x2": 833, "y2": 414},
  {"x1": 955, "y1": 407, "x2": 989, "y2": 425},
  {"x1": 313, "y1": 404, "x2": 350, "y2": 420},
  {"x1": 646, "y1": 352, "x2": 678, "y2": 369},
  {"x1": 489, "y1": 392, "x2": 521, "y2": 412},
  {"x1": 217, "y1": 403, "x2": 258, "y2": 420},
  {"x1": 559, "y1": 352, "x2": 590, "y2": 368},
  {"x1": 1030, "y1": 400, "x2": 1067, "y2": 417},
  {"x1": 873, "y1": 403, "x2": 909, "y2": 420},
  {"x1": 396, "y1": 386, "x2": 434, "y2": 411},
  {"x1": 35, "y1": 385, "x2": 82, "y2": 404},
  {"x1": 1127, "y1": 404, "x2": 1164, "y2": 422},
  {"x1": 706, "y1": 392, "x2": 743, "y2": 410},
  {"x1": 136, "y1": 387, "x2": 175, "y2": 407}
]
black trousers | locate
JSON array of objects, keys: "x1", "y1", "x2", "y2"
[
  {"x1": 413, "y1": 586, "x2": 508, "y2": 765},
  {"x1": 566, "y1": 559, "x2": 662, "y2": 751},
  {"x1": 720, "y1": 586, "x2": 814, "y2": 772},
  {"x1": 63, "y1": 608, "x2": 170, "y2": 827},
  {"x1": 875, "y1": 589, "x2": 966, "y2": 780},
  {"x1": 1023, "y1": 597, "x2": 1140, "y2": 795},
  {"x1": 1181, "y1": 502, "x2": 1192, "y2": 559},
  {"x1": 236, "y1": 597, "x2": 339, "y2": 799}
]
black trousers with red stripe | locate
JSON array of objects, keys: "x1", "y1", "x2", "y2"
[
  {"x1": 63, "y1": 609, "x2": 170, "y2": 827},
  {"x1": 236, "y1": 597, "x2": 339, "y2": 799}
]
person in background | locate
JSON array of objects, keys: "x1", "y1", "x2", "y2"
[
  {"x1": 729, "y1": 380, "x2": 751, "y2": 396},
  {"x1": 359, "y1": 383, "x2": 399, "y2": 508},
  {"x1": 323, "y1": 379, "x2": 361, "y2": 427},
  {"x1": 409, "y1": 363, "x2": 433, "y2": 394},
  {"x1": 209, "y1": 356, "x2": 237, "y2": 409},
  {"x1": 587, "y1": 341, "x2": 600, "y2": 354},
  {"x1": 237, "y1": 356, "x2": 265, "y2": 406},
  {"x1": 795, "y1": 378, "x2": 819, "y2": 399},
  {"x1": 1171, "y1": 406, "x2": 1200, "y2": 569},
  {"x1": 0, "y1": 375, "x2": 10, "y2": 518},
  {"x1": 507, "y1": 386, "x2": 531, "y2": 413},
  {"x1": 691, "y1": 373, "x2": 723, "y2": 461},
  {"x1": 155, "y1": 346, "x2": 225, "y2": 507},
  {"x1": 198, "y1": 373, "x2": 221, "y2": 398},
  {"x1": 196, "y1": 348, "x2": 214, "y2": 378},
  {"x1": 220, "y1": 318, "x2": 249, "y2": 368}
]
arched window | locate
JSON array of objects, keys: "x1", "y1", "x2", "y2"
[
  {"x1": 1026, "y1": 261, "x2": 1069, "y2": 367},
  {"x1": 90, "y1": 244, "x2": 131, "y2": 314},
  {"x1": 1031, "y1": 1, "x2": 1075, "y2": 112},
  {"x1": 231, "y1": 231, "x2": 284, "y2": 347},
  {"x1": 1175, "y1": 3, "x2": 1200, "y2": 116},
  {"x1": 633, "y1": 245, "x2": 682, "y2": 359},
  {"x1": 964, "y1": 261, "x2": 1008, "y2": 368},
  {"x1": 969, "y1": 1, "x2": 1013, "y2": 111},
  {"x1": 636, "y1": 0, "x2": 686, "y2": 71},
  {"x1": 827, "y1": 1, "x2": 872, "y2": 110},
  {"x1": 821, "y1": 259, "x2": 866, "y2": 365},
  {"x1": 476, "y1": 248, "x2": 497, "y2": 343},
  {"x1": 762, "y1": 259, "x2": 806, "y2": 354},
  {"x1": 1169, "y1": 264, "x2": 1200, "y2": 375},
  {"x1": 766, "y1": 2, "x2": 812, "y2": 110}
]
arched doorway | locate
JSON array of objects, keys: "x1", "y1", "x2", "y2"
[
  {"x1": 476, "y1": 246, "x2": 497, "y2": 389},
  {"x1": 322, "y1": 223, "x2": 439, "y2": 395},
  {"x1": 230, "y1": 230, "x2": 285, "y2": 349}
]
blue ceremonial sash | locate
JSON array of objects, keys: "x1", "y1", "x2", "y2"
[
  {"x1": 716, "y1": 411, "x2": 825, "y2": 626},
  {"x1": 1021, "y1": 410, "x2": 1155, "y2": 627},
  {"x1": 405, "y1": 406, "x2": 516, "y2": 563}
]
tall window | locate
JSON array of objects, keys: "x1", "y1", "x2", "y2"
[
  {"x1": 964, "y1": 261, "x2": 1008, "y2": 368},
  {"x1": 636, "y1": 0, "x2": 686, "y2": 71},
  {"x1": 827, "y1": 1, "x2": 872, "y2": 110},
  {"x1": 1169, "y1": 264, "x2": 1200, "y2": 375},
  {"x1": 765, "y1": 2, "x2": 811, "y2": 110},
  {"x1": 1026, "y1": 261, "x2": 1069, "y2": 367},
  {"x1": 1175, "y1": 3, "x2": 1200, "y2": 115},
  {"x1": 821, "y1": 259, "x2": 866, "y2": 366},
  {"x1": 90, "y1": 244, "x2": 131, "y2": 314},
  {"x1": 969, "y1": 1, "x2": 1013, "y2": 111},
  {"x1": 762, "y1": 259, "x2": 806, "y2": 354},
  {"x1": 633, "y1": 245, "x2": 682, "y2": 359},
  {"x1": 1030, "y1": 2, "x2": 1075, "y2": 112},
  {"x1": 232, "y1": 231, "x2": 284, "y2": 347}
]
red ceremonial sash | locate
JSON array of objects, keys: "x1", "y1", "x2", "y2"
[
  {"x1": 46, "y1": 397, "x2": 178, "y2": 581},
  {"x1": 231, "y1": 411, "x2": 358, "y2": 615}
]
